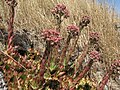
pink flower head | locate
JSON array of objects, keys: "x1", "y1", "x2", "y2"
[
  {"x1": 51, "y1": 4, "x2": 70, "y2": 18},
  {"x1": 41, "y1": 29, "x2": 62, "y2": 45},
  {"x1": 56, "y1": 4, "x2": 66, "y2": 11},
  {"x1": 89, "y1": 32, "x2": 99, "y2": 41},
  {"x1": 79, "y1": 16, "x2": 90, "y2": 27},
  {"x1": 112, "y1": 60, "x2": 120, "y2": 68},
  {"x1": 67, "y1": 25, "x2": 79, "y2": 36},
  {"x1": 89, "y1": 50, "x2": 100, "y2": 61}
]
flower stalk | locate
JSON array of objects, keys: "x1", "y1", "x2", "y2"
[
  {"x1": 5, "y1": 0, "x2": 17, "y2": 51},
  {"x1": 98, "y1": 60, "x2": 120, "y2": 90},
  {"x1": 51, "y1": 4, "x2": 69, "y2": 32}
]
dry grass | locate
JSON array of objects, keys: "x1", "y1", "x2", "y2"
[{"x1": 0, "y1": 0, "x2": 120, "y2": 65}]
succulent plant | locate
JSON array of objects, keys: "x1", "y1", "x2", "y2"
[{"x1": 0, "y1": 2, "x2": 119, "y2": 90}]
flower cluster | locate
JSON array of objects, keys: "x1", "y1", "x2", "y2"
[
  {"x1": 79, "y1": 16, "x2": 90, "y2": 27},
  {"x1": 112, "y1": 60, "x2": 120, "y2": 68},
  {"x1": 89, "y1": 50, "x2": 100, "y2": 61},
  {"x1": 41, "y1": 29, "x2": 62, "y2": 45},
  {"x1": 89, "y1": 32, "x2": 99, "y2": 42},
  {"x1": 67, "y1": 25, "x2": 79, "y2": 36},
  {"x1": 51, "y1": 4, "x2": 69, "y2": 19}
]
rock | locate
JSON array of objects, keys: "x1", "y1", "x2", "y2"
[
  {"x1": 0, "y1": 29, "x2": 32, "y2": 56},
  {"x1": 0, "y1": 71, "x2": 7, "y2": 90}
]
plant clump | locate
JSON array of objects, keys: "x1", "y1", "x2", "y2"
[{"x1": 0, "y1": 1, "x2": 119, "y2": 90}]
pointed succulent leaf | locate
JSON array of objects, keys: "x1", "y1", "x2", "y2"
[{"x1": 49, "y1": 60, "x2": 57, "y2": 72}]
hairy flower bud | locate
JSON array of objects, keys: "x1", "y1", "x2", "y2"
[
  {"x1": 51, "y1": 4, "x2": 69, "y2": 19},
  {"x1": 79, "y1": 16, "x2": 90, "y2": 28},
  {"x1": 89, "y1": 32, "x2": 99, "y2": 44},
  {"x1": 90, "y1": 32, "x2": 99, "y2": 40},
  {"x1": 67, "y1": 25, "x2": 79, "y2": 36},
  {"x1": 112, "y1": 60, "x2": 120, "y2": 68},
  {"x1": 89, "y1": 50, "x2": 100, "y2": 61}
]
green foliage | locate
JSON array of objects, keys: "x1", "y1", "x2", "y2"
[
  {"x1": 49, "y1": 60, "x2": 57, "y2": 72},
  {"x1": 5, "y1": 64, "x2": 10, "y2": 70},
  {"x1": 20, "y1": 74, "x2": 27, "y2": 80}
]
